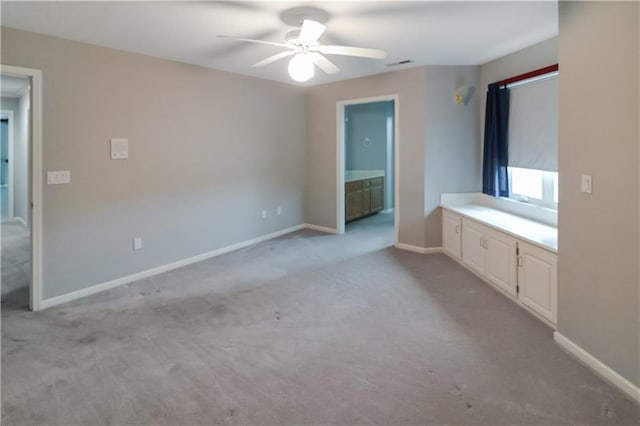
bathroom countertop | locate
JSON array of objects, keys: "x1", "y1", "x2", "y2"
[{"x1": 345, "y1": 170, "x2": 385, "y2": 183}]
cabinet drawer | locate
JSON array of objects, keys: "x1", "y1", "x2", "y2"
[
  {"x1": 345, "y1": 181, "x2": 363, "y2": 192},
  {"x1": 370, "y1": 177, "x2": 383, "y2": 187}
]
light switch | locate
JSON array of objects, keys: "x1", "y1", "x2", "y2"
[
  {"x1": 581, "y1": 174, "x2": 593, "y2": 193},
  {"x1": 47, "y1": 170, "x2": 71, "y2": 185},
  {"x1": 110, "y1": 138, "x2": 129, "y2": 160}
]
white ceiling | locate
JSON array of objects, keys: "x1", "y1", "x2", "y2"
[
  {"x1": 0, "y1": 75, "x2": 29, "y2": 98},
  {"x1": 0, "y1": 1, "x2": 558, "y2": 86}
]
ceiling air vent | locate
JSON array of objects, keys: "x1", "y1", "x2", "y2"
[{"x1": 387, "y1": 60, "x2": 413, "y2": 67}]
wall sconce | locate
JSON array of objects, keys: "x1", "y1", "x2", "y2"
[{"x1": 454, "y1": 85, "x2": 476, "y2": 106}]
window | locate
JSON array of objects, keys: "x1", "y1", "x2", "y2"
[
  {"x1": 505, "y1": 70, "x2": 558, "y2": 210},
  {"x1": 508, "y1": 73, "x2": 558, "y2": 172},
  {"x1": 508, "y1": 167, "x2": 558, "y2": 209}
]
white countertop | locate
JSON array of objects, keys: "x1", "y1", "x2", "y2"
[
  {"x1": 345, "y1": 170, "x2": 385, "y2": 183},
  {"x1": 442, "y1": 204, "x2": 557, "y2": 253}
]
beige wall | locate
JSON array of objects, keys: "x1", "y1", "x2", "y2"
[
  {"x1": 306, "y1": 68, "x2": 428, "y2": 247},
  {"x1": 424, "y1": 66, "x2": 481, "y2": 247},
  {"x1": 558, "y1": 1, "x2": 639, "y2": 386},
  {"x1": 1, "y1": 27, "x2": 307, "y2": 300},
  {"x1": 3, "y1": 27, "x2": 481, "y2": 301},
  {"x1": 306, "y1": 66, "x2": 480, "y2": 249}
]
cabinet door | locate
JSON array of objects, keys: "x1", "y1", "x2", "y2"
[
  {"x1": 362, "y1": 187, "x2": 371, "y2": 215},
  {"x1": 518, "y1": 241, "x2": 557, "y2": 324},
  {"x1": 442, "y1": 211, "x2": 462, "y2": 260},
  {"x1": 461, "y1": 219, "x2": 486, "y2": 276},
  {"x1": 370, "y1": 183, "x2": 384, "y2": 212},
  {"x1": 345, "y1": 189, "x2": 363, "y2": 221},
  {"x1": 485, "y1": 229, "x2": 518, "y2": 297}
]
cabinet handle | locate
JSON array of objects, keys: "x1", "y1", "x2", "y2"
[
  {"x1": 455, "y1": 225, "x2": 460, "y2": 234},
  {"x1": 517, "y1": 255, "x2": 523, "y2": 267}
]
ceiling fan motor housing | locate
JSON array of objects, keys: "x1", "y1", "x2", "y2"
[
  {"x1": 285, "y1": 30, "x2": 316, "y2": 51},
  {"x1": 279, "y1": 6, "x2": 331, "y2": 27}
]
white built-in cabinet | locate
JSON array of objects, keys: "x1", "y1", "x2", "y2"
[
  {"x1": 443, "y1": 211, "x2": 557, "y2": 326},
  {"x1": 460, "y1": 219, "x2": 487, "y2": 276},
  {"x1": 460, "y1": 218, "x2": 518, "y2": 297},
  {"x1": 518, "y1": 241, "x2": 557, "y2": 324},
  {"x1": 442, "y1": 211, "x2": 462, "y2": 260},
  {"x1": 485, "y1": 227, "x2": 519, "y2": 298}
]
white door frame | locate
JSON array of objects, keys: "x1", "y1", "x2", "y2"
[
  {"x1": 1, "y1": 64, "x2": 43, "y2": 311},
  {"x1": 336, "y1": 94, "x2": 400, "y2": 242},
  {"x1": 1, "y1": 110, "x2": 15, "y2": 219}
]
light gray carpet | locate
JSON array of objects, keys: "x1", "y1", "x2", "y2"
[{"x1": 2, "y1": 213, "x2": 639, "y2": 425}]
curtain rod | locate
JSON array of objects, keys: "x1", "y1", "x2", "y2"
[{"x1": 496, "y1": 64, "x2": 559, "y2": 87}]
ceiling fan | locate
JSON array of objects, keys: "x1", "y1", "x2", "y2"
[{"x1": 217, "y1": 19, "x2": 387, "y2": 82}]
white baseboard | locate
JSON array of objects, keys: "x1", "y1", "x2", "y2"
[
  {"x1": 395, "y1": 243, "x2": 443, "y2": 254},
  {"x1": 304, "y1": 223, "x2": 337, "y2": 234},
  {"x1": 554, "y1": 331, "x2": 640, "y2": 403},
  {"x1": 40, "y1": 224, "x2": 306, "y2": 310}
]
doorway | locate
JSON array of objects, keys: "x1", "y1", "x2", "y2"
[
  {"x1": 337, "y1": 95, "x2": 399, "y2": 242},
  {"x1": 0, "y1": 65, "x2": 43, "y2": 311},
  {"x1": 1, "y1": 114, "x2": 13, "y2": 221}
]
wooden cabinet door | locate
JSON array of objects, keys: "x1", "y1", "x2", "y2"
[
  {"x1": 345, "y1": 181, "x2": 363, "y2": 222},
  {"x1": 346, "y1": 189, "x2": 363, "y2": 221},
  {"x1": 370, "y1": 183, "x2": 384, "y2": 212},
  {"x1": 485, "y1": 228, "x2": 518, "y2": 297},
  {"x1": 518, "y1": 241, "x2": 557, "y2": 324},
  {"x1": 442, "y1": 211, "x2": 462, "y2": 260},
  {"x1": 461, "y1": 219, "x2": 486, "y2": 276},
  {"x1": 362, "y1": 188, "x2": 371, "y2": 215}
]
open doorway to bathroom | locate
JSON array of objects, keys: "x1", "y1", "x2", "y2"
[
  {"x1": 337, "y1": 95, "x2": 398, "y2": 244},
  {"x1": 1, "y1": 73, "x2": 32, "y2": 310}
]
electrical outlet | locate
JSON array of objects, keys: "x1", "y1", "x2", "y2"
[
  {"x1": 261, "y1": 210, "x2": 267, "y2": 219},
  {"x1": 133, "y1": 237, "x2": 142, "y2": 250},
  {"x1": 277, "y1": 206, "x2": 282, "y2": 216}
]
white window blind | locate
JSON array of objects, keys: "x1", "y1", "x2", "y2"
[{"x1": 508, "y1": 74, "x2": 558, "y2": 171}]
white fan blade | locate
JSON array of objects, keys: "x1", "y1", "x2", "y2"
[
  {"x1": 252, "y1": 50, "x2": 295, "y2": 67},
  {"x1": 299, "y1": 19, "x2": 326, "y2": 44},
  {"x1": 216, "y1": 35, "x2": 289, "y2": 49},
  {"x1": 309, "y1": 53, "x2": 339, "y2": 74},
  {"x1": 314, "y1": 45, "x2": 387, "y2": 59}
]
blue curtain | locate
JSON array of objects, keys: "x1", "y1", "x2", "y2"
[{"x1": 482, "y1": 83, "x2": 510, "y2": 197}]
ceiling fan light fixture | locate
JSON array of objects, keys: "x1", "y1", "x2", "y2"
[{"x1": 288, "y1": 53, "x2": 315, "y2": 82}]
